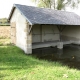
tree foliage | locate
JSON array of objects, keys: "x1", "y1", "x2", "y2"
[{"x1": 32, "y1": 0, "x2": 80, "y2": 10}]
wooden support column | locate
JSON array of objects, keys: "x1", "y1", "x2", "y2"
[{"x1": 40, "y1": 25, "x2": 42, "y2": 42}]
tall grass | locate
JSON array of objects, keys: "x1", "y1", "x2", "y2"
[{"x1": 0, "y1": 45, "x2": 80, "y2": 80}]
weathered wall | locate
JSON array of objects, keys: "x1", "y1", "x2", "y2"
[
  {"x1": 0, "y1": 26, "x2": 10, "y2": 38},
  {"x1": 62, "y1": 25, "x2": 80, "y2": 44},
  {"x1": 26, "y1": 23, "x2": 32, "y2": 53},
  {"x1": 11, "y1": 22, "x2": 16, "y2": 44},
  {"x1": 10, "y1": 8, "x2": 32, "y2": 53},
  {"x1": 32, "y1": 25, "x2": 41, "y2": 43},
  {"x1": 32, "y1": 25, "x2": 59, "y2": 43}
]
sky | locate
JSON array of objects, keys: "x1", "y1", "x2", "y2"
[
  {"x1": 0, "y1": 0, "x2": 80, "y2": 18},
  {"x1": 0, "y1": 0, "x2": 35, "y2": 18}
]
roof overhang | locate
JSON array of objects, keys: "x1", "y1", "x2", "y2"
[
  {"x1": 8, "y1": 4, "x2": 33, "y2": 25},
  {"x1": 8, "y1": 4, "x2": 80, "y2": 26}
]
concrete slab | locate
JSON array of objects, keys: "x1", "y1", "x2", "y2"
[{"x1": 32, "y1": 40, "x2": 74, "y2": 49}]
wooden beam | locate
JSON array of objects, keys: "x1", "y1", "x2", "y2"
[
  {"x1": 57, "y1": 25, "x2": 66, "y2": 41},
  {"x1": 57, "y1": 25, "x2": 66, "y2": 32},
  {"x1": 40, "y1": 25, "x2": 42, "y2": 42}
]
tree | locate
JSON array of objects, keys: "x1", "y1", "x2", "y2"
[{"x1": 32, "y1": 0, "x2": 80, "y2": 10}]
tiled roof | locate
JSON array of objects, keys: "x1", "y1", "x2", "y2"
[{"x1": 9, "y1": 4, "x2": 80, "y2": 25}]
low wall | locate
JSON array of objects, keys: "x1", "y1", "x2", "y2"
[
  {"x1": 0, "y1": 26, "x2": 10, "y2": 38},
  {"x1": 62, "y1": 25, "x2": 80, "y2": 44},
  {"x1": 62, "y1": 26, "x2": 80, "y2": 40}
]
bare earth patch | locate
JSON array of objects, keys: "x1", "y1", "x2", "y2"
[{"x1": 0, "y1": 26, "x2": 10, "y2": 38}]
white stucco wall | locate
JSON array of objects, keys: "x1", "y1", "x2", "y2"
[
  {"x1": 62, "y1": 25, "x2": 80, "y2": 44},
  {"x1": 32, "y1": 25, "x2": 59, "y2": 43},
  {"x1": 62, "y1": 26, "x2": 80, "y2": 39},
  {"x1": 32, "y1": 25, "x2": 41, "y2": 42},
  {"x1": 42, "y1": 25, "x2": 59, "y2": 42},
  {"x1": 10, "y1": 8, "x2": 27, "y2": 53}
]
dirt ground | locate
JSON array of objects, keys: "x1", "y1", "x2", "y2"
[{"x1": 0, "y1": 26, "x2": 10, "y2": 38}]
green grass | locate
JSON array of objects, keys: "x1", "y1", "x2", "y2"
[{"x1": 0, "y1": 46, "x2": 80, "y2": 80}]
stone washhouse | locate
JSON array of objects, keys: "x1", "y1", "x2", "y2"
[{"x1": 8, "y1": 4, "x2": 80, "y2": 54}]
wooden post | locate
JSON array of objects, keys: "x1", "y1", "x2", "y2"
[{"x1": 40, "y1": 25, "x2": 42, "y2": 42}]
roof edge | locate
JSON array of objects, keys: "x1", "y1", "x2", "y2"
[
  {"x1": 8, "y1": 4, "x2": 33, "y2": 25},
  {"x1": 8, "y1": 6, "x2": 15, "y2": 22}
]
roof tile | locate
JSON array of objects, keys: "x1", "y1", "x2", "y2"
[{"x1": 13, "y1": 4, "x2": 80, "y2": 25}]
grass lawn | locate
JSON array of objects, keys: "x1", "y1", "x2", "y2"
[{"x1": 0, "y1": 46, "x2": 80, "y2": 80}]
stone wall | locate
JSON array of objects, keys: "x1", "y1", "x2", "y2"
[
  {"x1": 10, "y1": 8, "x2": 32, "y2": 54},
  {"x1": 26, "y1": 22, "x2": 32, "y2": 54},
  {"x1": 11, "y1": 22, "x2": 16, "y2": 44},
  {"x1": 0, "y1": 26, "x2": 10, "y2": 38}
]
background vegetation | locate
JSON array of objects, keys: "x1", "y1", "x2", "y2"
[
  {"x1": 32, "y1": 0, "x2": 80, "y2": 10},
  {"x1": 0, "y1": 18, "x2": 10, "y2": 26}
]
